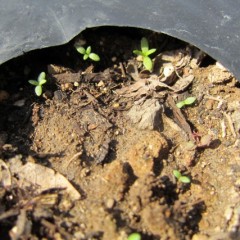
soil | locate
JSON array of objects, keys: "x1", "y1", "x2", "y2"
[{"x1": 0, "y1": 27, "x2": 240, "y2": 240}]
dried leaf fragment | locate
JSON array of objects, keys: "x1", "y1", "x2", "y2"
[{"x1": 9, "y1": 160, "x2": 81, "y2": 201}]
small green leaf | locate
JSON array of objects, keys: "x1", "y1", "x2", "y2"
[
  {"x1": 38, "y1": 72, "x2": 46, "y2": 81},
  {"x1": 83, "y1": 54, "x2": 89, "y2": 60},
  {"x1": 128, "y1": 233, "x2": 141, "y2": 240},
  {"x1": 141, "y1": 37, "x2": 149, "y2": 53},
  {"x1": 76, "y1": 46, "x2": 86, "y2": 54},
  {"x1": 143, "y1": 56, "x2": 153, "y2": 71},
  {"x1": 28, "y1": 80, "x2": 39, "y2": 86},
  {"x1": 35, "y1": 85, "x2": 42, "y2": 96},
  {"x1": 146, "y1": 48, "x2": 156, "y2": 56},
  {"x1": 179, "y1": 176, "x2": 191, "y2": 183},
  {"x1": 89, "y1": 53, "x2": 100, "y2": 61},
  {"x1": 176, "y1": 101, "x2": 185, "y2": 108},
  {"x1": 177, "y1": 97, "x2": 196, "y2": 108},
  {"x1": 184, "y1": 97, "x2": 197, "y2": 105},
  {"x1": 173, "y1": 170, "x2": 182, "y2": 179},
  {"x1": 86, "y1": 46, "x2": 91, "y2": 55},
  {"x1": 133, "y1": 50, "x2": 144, "y2": 56},
  {"x1": 38, "y1": 79, "x2": 47, "y2": 85}
]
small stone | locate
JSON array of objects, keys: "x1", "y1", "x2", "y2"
[
  {"x1": 13, "y1": 99, "x2": 26, "y2": 107},
  {"x1": 111, "y1": 56, "x2": 117, "y2": 62},
  {"x1": 88, "y1": 124, "x2": 97, "y2": 130},
  {"x1": 208, "y1": 65, "x2": 232, "y2": 84},
  {"x1": 97, "y1": 80, "x2": 105, "y2": 87},
  {"x1": 163, "y1": 64, "x2": 174, "y2": 77},
  {"x1": 192, "y1": 233, "x2": 209, "y2": 240},
  {"x1": 112, "y1": 102, "x2": 120, "y2": 108},
  {"x1": 127, "y1": 99, "x2": 163, "y2": 130},
  {"x1": 225, "y1": 206, "x2": 233, "y2": 222},
  {"x1": 114, "y1": 130, "x2": 120, "y2": 136},
  {"x1": 205, "y1": 99, "x2": 214, "y2": 110},
  {"x1": 74, "y1": 81, "x2": 79, "y2": 87},
  {"x1": 105, "y1": 198, "x2": 115, "y2": 209},
  {"x1": 54, "y1": 90, "x2": 66, "y2": 101},
  {"x1": 61, "y1": 82, "x2": 73, "y2": 91},
  {"x1": 199, "y1": 134, "x2": 212, "y2": 147}
]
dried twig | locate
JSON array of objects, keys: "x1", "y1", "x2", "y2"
[
  {"x1": 223, "y1": 112, "x2": 237, "y2": 138},
  {"x1": 166, "y1": 94, "x2": 195, "y2": 142},
  {"x1": 220, "y1": 119, "x2": 226, "y2": 138},
  {"x1": 119, "y1": 62, "x2": 126, "y2": 78},
  {"x1": 67, "y1": 151, "x2": 82, "y2": 168}
]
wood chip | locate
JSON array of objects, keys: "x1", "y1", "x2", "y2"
[
  {"x1": 127, "y1": 99, "x2": 163, "y2": 130},
  {"x1": 166, "y1": 94, "x2": 195, "y2": 142},
  {"x1": 0, "y1": 159, "x2": 11, "y2": 187},
  {"x1": 173, "y1": 75, "x2": 194, "y2": 93}
]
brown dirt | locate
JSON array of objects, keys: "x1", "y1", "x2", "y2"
[{"x1": 0, "y1": 27, "x2": 240, "y2": 240}]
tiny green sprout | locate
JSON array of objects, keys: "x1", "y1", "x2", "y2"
[
  {"x1": 176, "y1": 96, "x2": 196, "y2": 109},
  {"x1": 133, "y1": 37, "x2": 156, "y2": 71},
  {"x1": 173, "y1": 170, "x2": 191, "y2": 183},
  {"x1": 127, "y1": 233, "x2": 141, "y2": 240},
  {"x1": 75, "y1": 45, "x2": 100, "y2": 61},
  {"x1": 28, "y1": 72, "x2": 47, "y2": 96}
]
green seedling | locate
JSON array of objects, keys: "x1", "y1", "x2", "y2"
[
  {"x1": 75, "y1": 45, "x2": 100, "y2": 61},
  {"x1": 127, "y1": 233, "x2": 141, "y2": 240},
  {"x1": 28, "y1": 72, "x2": 47, "y2": 96},
  {"x1": 173, "y1": 170, "x2": 191, "y2": 183},
  {"x1": 176, "y1": 96, "x2": 196, "y2": 108},
  {"x1": 133, "y1": 37, "x2": 156, "y2": 71}
]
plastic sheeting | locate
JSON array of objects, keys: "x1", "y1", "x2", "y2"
[{"x1": 1, "y1": 0, "x2": 240, "y2": 79}]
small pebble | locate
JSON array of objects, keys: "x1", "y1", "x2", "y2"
[
  {"x1": 61, "y1": 82, "x2": 73, "y2": 91},
  {"x1": 74, "y1": 81, "x2": 79, "y2": 87},
  {"x1": 54, "y1": 90, "x2": 66, "y2": 101},
  {"x1": 112, "y1": 102, "x2": 120, "y2": 108},
  {"x1": 205, "y1": 99, "x2": 214, "y2": 110},
  {"x1": 111, "y1": 56, "x2": 117, "y2": 62},
  {"x1": 114, "y1": 130, "x2": 120, "y2": 136},
  {"x1": 192, "y1": 233, "x2": 209, "y2": 240},
  {"x1": 97, "y1": 80, "x2": 105, "y2": 87},
  {"x1": 163, "y1": 64, "x2": 174, "y2": 77},
  {"x1": 105, "y1": 198, "x2": 115, "y2": 209},
  {"x1": 13, "y1": 99, "x2": 26, "y2": 107}
]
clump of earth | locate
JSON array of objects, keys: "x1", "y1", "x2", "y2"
[{"x1": 0, "y1": 27, "x2": 240, "y2": 240}]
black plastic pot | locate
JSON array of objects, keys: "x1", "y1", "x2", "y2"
[{"x1": 1, "y1": 0, "x2": 240, "y2": 79}]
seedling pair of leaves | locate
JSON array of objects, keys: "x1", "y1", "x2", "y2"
[
  {"x1": 173, "y1": 170, "x2": 191, "y2": 183},
  {"x1": 133, "y1": 37, "x2": 156, "y2": 71},
  {"x1": 176, "y1": 97, "x2": 196, "y2": 108},
  {"x1": 128, "y1": 233, "x2": 141, "y2": 240},
  {"x1": 28, "y1": 72, "x2": 47, "y2": 96},
  {"x1": 75, "y1": 45, "x2": 100, "y2": 61}
]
